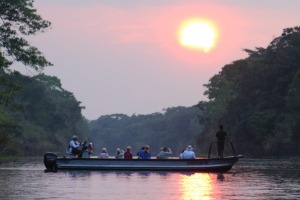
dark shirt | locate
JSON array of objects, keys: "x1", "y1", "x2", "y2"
[
  {"x1": 216, "y1": 130, "x2": 227, "y2": 141},
  {"x1": 124, "y1": 151, "x2": 133, "y2": 159}
]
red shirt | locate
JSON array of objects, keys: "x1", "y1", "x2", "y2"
[{"x1": 124, "y1": 150, "x2": 133, "y2": 159}]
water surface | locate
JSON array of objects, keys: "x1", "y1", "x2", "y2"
[{"x1": 0, "y1": 159, "x2": 299, "y2": 200}]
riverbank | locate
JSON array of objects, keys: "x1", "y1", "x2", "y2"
[{"x1": 0, "y1": 156, "x2": 42, "y2": 165}]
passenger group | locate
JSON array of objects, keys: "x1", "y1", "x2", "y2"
[{"x1": 68, "y1": 135, "x2": 197, "y2": 159}]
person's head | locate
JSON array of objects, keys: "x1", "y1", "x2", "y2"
[
  {"x1": 116, "y1": 148, "x2": 121, "y2": 154},
  {"x1": 186, "y1": 145, "x2": 193, "y2": 151},
  {"x1": 72, "y1": 135, "x2": 78, "y2": 140},
  {"x1": 163, "y1": 147, "x2": 168, "y2": 152},
  {"x1": 101, "y1": 148, "x2": 107, "y2": 153},
  {"x1": 219, "y1": 125, "x2": 223, "y2": 130},
  {"x1": 144, "y1": 145, "x2": 150, "y2": 152},
  {"x1": 127, "y1": 146, "x2": 131, "y2": 151}
]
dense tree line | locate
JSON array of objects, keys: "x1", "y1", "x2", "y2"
[
  {"x1": 89, "y1": 106, "x2": 204, "y2": 156},
  {"x1": 0, "y1": 73, "x2": 88, "y2": 156},
  {"x1": 199, "y1": 27, "x2": 300, "y2": 158},
  {"x1": 0, "y1": 1, "x2": 88, "y2": 156}
]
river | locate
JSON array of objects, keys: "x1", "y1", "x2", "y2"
[{"x1": 0, "y1": 158, "x2": 299, "y2": 200}]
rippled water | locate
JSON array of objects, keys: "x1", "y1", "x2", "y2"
[{"x1": 0, "y1": 159, "x2": 299, "y2": 200}]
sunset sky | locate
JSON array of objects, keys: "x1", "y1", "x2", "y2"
[{"x1": 19, "y1": 0, "x2": 300, "y2": 119}]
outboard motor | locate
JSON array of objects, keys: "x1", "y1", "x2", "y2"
[{"x1": 44, "y1": 152, "x2": 58, "y2": 171}]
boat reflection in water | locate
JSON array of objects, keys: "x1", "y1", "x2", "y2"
[{"x1": 179, "y1": 173, "x2": 213, "y2": 200}]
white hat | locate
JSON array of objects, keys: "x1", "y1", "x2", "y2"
[
  {"x1": 186, "y1": 145, "x2": 193, "y2": 150},
  {"x1": 72, "y1": 135, "x2": 78, "y2": 139}
]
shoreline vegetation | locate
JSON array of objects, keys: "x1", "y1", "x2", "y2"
[{"x1": 0, "y1": 156, "x2": 42, "y2": 165}]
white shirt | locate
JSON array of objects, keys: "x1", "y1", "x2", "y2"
[
  {"x1": 69, "y1": 140, "x2": 80, "y2": 153},
  {"x1": 180, "y1": 150, "x2": 196, "y2": 159}
]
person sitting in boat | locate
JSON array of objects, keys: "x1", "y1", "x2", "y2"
[
  {"x1": 69, "y1": 135, "x2": 83, "y2": 158},
  {"x1": 115, "y1": 148, "x2": 124, "y2": 159},
  {"x1": 156, "y1": 147, "x2": 172, "y2": 159},
  {"x1": 88, "y1": 143, "x2": 94, "y2": 158},
  {"x1": 136, "y1": 146, "x2": 145, "y2": 157},
  {"x1": 180, "y1": 145, "x2": 196, "y2": 159},
  {"x1": 80, "y1": 141, "x2": 89, "y2": 158},
  {"x1": 138, "y1": 145, "x2": 151, "y2": 159},
  {"x1": 124, "y1": 146, "x2": 133, "y2": 159},
  {"x1": 99, "y1": 148, "x2": 109, "y2": 159}
]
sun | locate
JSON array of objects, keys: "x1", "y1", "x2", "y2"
[{"x1": 178, "y1": 19, "x2": 218, "y2": 52}]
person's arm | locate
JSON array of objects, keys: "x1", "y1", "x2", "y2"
[
  {"x1": 193, "y1": 152, "x2": 196, "y2": 159},
  {"x1": 138, "y1": 152, "x2": 143, "y2": 159},
  {"x1": 156, "y1": 152, "x2": 161, "y2": 158},
  {"x1": 138, "y1": 150, "x2": 144, "y2": 159},
  {"x1": 70, "y1": 140, "x2": 80, "y2": 148},
  {"x1": 71, "y1": 141, "x2": 80, "y2": 149},
  {"x1": 181, "y1": 151, "x2": 186, "y2": 159}
]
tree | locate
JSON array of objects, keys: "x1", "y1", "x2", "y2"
[
  {"x1": 0, "y1": 0, "x2": 52, "y2": 71},
  {"x1": 89, "y1": 106, "x2": 204, "y2": 156},
  {"x1": 0, "y1": 0, "x2": 52, "y2": 104},
  {"x1": 0, "y1": 73, "x2": 88, "y2": 156},
  {"x1": 200, "y1": 26, "x2": 300, "y2": 157}
]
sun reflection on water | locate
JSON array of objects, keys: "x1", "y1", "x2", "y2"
[{"x1": 180, "y1": 173, "x2": 213, "y2": 200}]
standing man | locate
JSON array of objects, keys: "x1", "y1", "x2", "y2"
[{"x1": 216, "y1": 125, "x2": 229, "y2": 158}]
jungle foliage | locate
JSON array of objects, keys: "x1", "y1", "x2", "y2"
[
  {"x1": 0, "y1": 0, "x2": 53, "y2": 106},
  {"x1": 0, "y1": 0, "x2": 52, "y2": 71},
  {"x1": 200, "y1": 27, "x2": 300, "y2": 157},
  {"x1": 89, "y1": 106, "x2": 204, "y2": 156},
  {"x1": 0, "y1": 73, "x2": 88, "y2": 156},
  {"x1": 0, "y1": 1, "x2": 88, "y2": 156}
]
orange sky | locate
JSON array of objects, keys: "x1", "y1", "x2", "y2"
[{"x1": 20, "y1": 0, "x2": 300, "y2": 119}]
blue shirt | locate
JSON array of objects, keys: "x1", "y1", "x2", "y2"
[{"x1": 138, "y1": 150, "x2": 151, "y2": 159}]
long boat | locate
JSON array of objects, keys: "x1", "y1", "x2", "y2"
[{"x1": 44, "y1": 141, "x2": 243, "y2": 172}]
